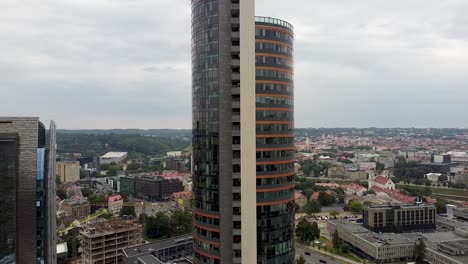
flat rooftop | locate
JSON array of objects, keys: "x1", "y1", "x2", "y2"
[
  {"x1": 329, "y1": 219, "x2": 369, "y2": 234},
  {"x1": 123, "y1": 235, "x2": 192, "y2": 258},
  {"x1": 101, "y1": 152, "x2": 128, "y2": 158},
  {"x1": 80, "y1": 219, "x2": 140, "y2": 238},
  {"x1": 329, "y1": 220, "x2": 414, "y2": 246}
]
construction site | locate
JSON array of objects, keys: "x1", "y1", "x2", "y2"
[{"x1": 80, "y1": 219, "x2": 142, "y2": 264}]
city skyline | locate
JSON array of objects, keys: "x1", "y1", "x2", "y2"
[{"x1": 1, "y1": 0, "x2": 468, "y2": 129}]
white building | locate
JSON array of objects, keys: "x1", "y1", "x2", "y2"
[
  {"x1": 108, "y1": 194, "x2": 124, "y2": 215},
  {"x1": 425, "y1": 173, "x2": 441, "y2": 183},
  {"x1": 100, "y1": 152, "x2": 128, "y2": 164},
  {"x1": 167, "y1": 151, "x2": 182, "y2": 157}
]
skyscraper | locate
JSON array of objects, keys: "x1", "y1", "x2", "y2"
[
  {"x1": 255, "y1": 16, "x2": 295, "y2": 263},
  {"x1": 191, "y1": 0, "x2": 294, "y2": 263},
  {"x1": 0, "y1": 117, "x2": 57, "y2": 264}
]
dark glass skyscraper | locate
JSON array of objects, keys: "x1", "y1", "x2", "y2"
[
  {"x1": 255, "y1": 17, "x2": 295, "y2": 263},
  {"x1": 191, "y1": 1, "x2": 294, "y2": 263},
  {"x1": 0, "y1": 117, "x2": 57, "y2": 264}
]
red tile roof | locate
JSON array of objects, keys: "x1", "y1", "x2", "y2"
[
  {"x1": 108, "y1": 194, "x2": 123, "y2": 202},
  {"x1": 295, "y1": 192, "x2": 305, "y2": 200},
  {"x1": 371, "y1": 186, "x2": 416, "y2": 203},
  {"x1": 347, "y1": 183, "x2": 364, "y2": 191},
  {"x1": 374, "y1": 176, "x2": 390, "y2": 185}
]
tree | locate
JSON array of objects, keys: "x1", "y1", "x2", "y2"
[
  {"x1": 330, "y1": 210, "x2": 340, "y2": 219},
  {"x1": 170, "y1": 209, "x2": 193, "y2": 235},
  {"x1": 414, "y1": 240, "x2": 426, "y2": 264},
  {"x1": 145, "y1": 212, "x2": 171, "y2": 239},
  {"x1": 438, "y1": 175, "x2": 448, "y2": 183},
  {"x1": 304, "y1": 200, "x2": 321, "y2": 216},
  {"x1": 81, "y1": 187, "x2": 93, "y2": 197},
  {"x1": 332, "y1": 230, "x2": 341, "y2": 249},
  {"x1": 126, "y1": 163, "x2": 140, "y2": 171},
  {"x1": 349, "y1": 201, "x2": 363, "y2": 213},
  {"x1": 296, "y1": 255, "x2": 306, "y2": 264},
  {"x1": 107, "y1": 167, "x2": 118, "y2": 176},
  {"x1": 88, "y1": 194, "x2": 107, "y2": 213},
  {"x1": 120, "y1": 205, "x2": 136, "y2": 217},
  {"x1": 56, "y1": 175, "x2": 62, "y2": 185},
  {"x1": 57, "y1": 188, "x2": 67, "y2": 200},
  {"x1": 318, "y1": 191, "x2": 334, "y2": 206},
  {"x1": 296, "y1": 218, "x2": 320, "y2": 242},
  {"x1": 435, "y1": 199, "x2": 448, "y2": 214}
]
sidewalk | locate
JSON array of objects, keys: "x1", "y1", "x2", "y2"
[{"x1": 303, "y1": 245, "x2": 363, "y2": 264}]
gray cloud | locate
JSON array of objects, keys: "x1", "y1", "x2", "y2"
[{"x1": 0, "y1": 0, "x2": 467, "y2": 128}]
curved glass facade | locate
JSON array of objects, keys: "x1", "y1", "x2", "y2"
[
  {"x1": 256, "y1": 17, "x2": 295, "y2": 264},
  {"x1": 192, "y1": 0, "x2": 221, "y2": 263}
]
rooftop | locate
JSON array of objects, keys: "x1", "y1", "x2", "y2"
[
  {"x1": 80, "y1": 219, "x2": 140, "y2": 238},
  {"x1": 255, "y1": 16, "x2": 294, "y2": 31},
  {"x1": 101, "y1": 152, "x2": 128, "y2": 158},
  {"x1": 123, "y1": 235, "x2": 193, "y2": 258}
]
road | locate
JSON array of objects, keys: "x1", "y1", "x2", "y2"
[{"x1": 296, "y1": 245, "x2": 341, "y2": 264}]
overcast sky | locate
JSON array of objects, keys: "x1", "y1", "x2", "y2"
[{"x1": 1, "y1": 0, "x2": 467, "y2": 129}]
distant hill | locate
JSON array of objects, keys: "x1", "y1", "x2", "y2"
[
  {"x1": 58, "y1": 129, "x2": 191, "y2": 139},
  {"x1": 56, "y1": 132, "x2": 191, "y2": 157}
]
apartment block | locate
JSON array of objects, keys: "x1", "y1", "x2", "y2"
[{"x1": 57, "y1": 161, "x2": 81, "y2": 182}]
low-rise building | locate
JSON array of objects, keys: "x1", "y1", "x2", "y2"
[
  {"x1": 57, "y1": 161, "x2": 81, "y2": 182},
  {"x1": 426, "y1": 173, "x2": 442, "y2": 183},
  {"x1": 403, "y1": 228, "x2": 468, "y2": 264},
  {"x1": 328, "y1": 220, "x2": 416, "y2": 263},
  {"x1": 108, "y1": 194, "x2": 124, "y2": 215},
  {"x1": 295, "y1": 192, "x2": 307, "y2": 208},
  {"x1": 369, "y1": 175, "x2": 395, "y2": 190},
  {"x1": 454, "y1": 170, "x2": 468, "y2": 186},
  {"x1": 346, "y1": 183, "x2": 366, "y2": 196},
  {"x1": 80, "y1": 219, "x2": 141, "y2": 264},
  {"x1": 363, "y1": 203, "x2": 436, "y2": 233},
  {"x1": 100, "y1": 151, "x2": 128, "y2": 164},
  {"x1": 61, "y1": 195, "x2": 91, "y2": 221},
  {"x1": 122, "y1": 235, "x2": 193, "y2": 264}
]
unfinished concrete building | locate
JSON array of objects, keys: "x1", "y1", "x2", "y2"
[{"x1": 80, "y1": 219, "x2": 141, "y2": 264}]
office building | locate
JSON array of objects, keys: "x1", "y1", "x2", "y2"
[
  {"x1": 328, "y1": 220, "x2": 416, "y2": 263},
  {"x1": 117, "y1": 175, "x2": 184, "y2": 201},
  {"x1": 80, "y1": 219, "x2": 141, "y2": 264},
  {"x1": 122, "y1": 235, "x2": 193, "y2": 264},
  {"x1": 363, "y1": 203, "x2": 436, "y2": 233},
  {"x1": 191, "y1": 0, "x2": 295, "y2": 262},
  {"x1": 57, "y1": 161, "x2": 81, "y2": 182},
  {"x1": 0, "y1": 117, "x2": 57, "y2": 263}
]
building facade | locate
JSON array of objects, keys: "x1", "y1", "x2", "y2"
[
  {"x1": 363, "y1": 203, "x2": 436, "y2": 233},
  {"x1": 57, "y1": 161, "x2": 81, "y2": 182},
  {"x1": 108, "y1": 194, "x2": 124, "y2": 215},
  {"x1": 328, "y1": 220, "x2": 416, "y2": 263},
  {"x1": 191, "y1": 0, "x2": 294, "y2": 262},
  {"x1": 134, "y1": 176, "x2": 184, "y2": 201},
  {"x1": 0, "y1": 117, "x2": 57, "y2": 264},
  {"x1": 255, "y1": 16, "x2": 295, "y2": 264}
]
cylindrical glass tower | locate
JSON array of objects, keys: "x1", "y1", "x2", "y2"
[{"x1": 255, "y1": 16, "x2": 295, "y2": 264}]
